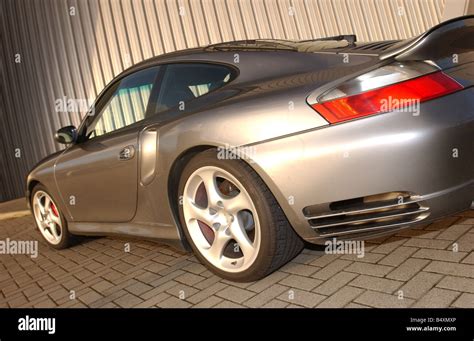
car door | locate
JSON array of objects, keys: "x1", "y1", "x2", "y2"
[{"x1": 55, "y1": 66, "x2": 162, "y2": 222}]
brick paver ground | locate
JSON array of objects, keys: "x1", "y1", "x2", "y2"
[{"x1": 0, "y1": 199, "x2": 473, "y2": 308}]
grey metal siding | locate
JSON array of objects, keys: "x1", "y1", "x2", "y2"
[{"x1": 0, "y1": 0, "x2": 456, "y2": 202}]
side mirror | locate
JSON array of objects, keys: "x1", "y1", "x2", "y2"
[{"x1": 55, "y1": 126, "x2": 77, "y2": 144}]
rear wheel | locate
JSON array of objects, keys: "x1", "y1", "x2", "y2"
[
  {"x1": 31, "y1": 185, "x2": 72, "y2": 249},
  {"x1": 178, "y1": 150, "x2": 303, "y2": 282}
]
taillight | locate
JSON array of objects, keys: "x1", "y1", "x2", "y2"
[{"x1": 309, "y1": 63, "x2": 464, "y2": 124}]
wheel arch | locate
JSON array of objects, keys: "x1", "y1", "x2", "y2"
[
  {"x1": 166, "y1": 144, "x2": 300, "y2": 249},
  {"x1": 26, "y1": 179, "x2": 41, "y2": 207}
]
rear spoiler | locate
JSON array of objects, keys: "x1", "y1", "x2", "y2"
[{"x1": 381, "y1": 15, "x2": 474, "y2": 68}]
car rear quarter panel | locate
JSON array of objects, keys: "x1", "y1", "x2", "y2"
[{"x1": 248, "y1": 88, "x2": 474, "y2": 240}]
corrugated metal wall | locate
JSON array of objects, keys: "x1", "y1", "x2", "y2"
[{"x1": 0, "y1": 0, "x2": 455, "y2": 202}]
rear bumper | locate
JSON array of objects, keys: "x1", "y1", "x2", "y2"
[{"x1": 250, "y1": 88, "x2": 474, "y2": 243}]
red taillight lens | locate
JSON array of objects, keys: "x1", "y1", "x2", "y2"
[{"x1": 311, "y1": 71, "x2": 463, "y2": 124}]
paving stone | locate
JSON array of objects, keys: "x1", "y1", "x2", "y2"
[
  {"x1": 192, "y1": 275, "x2": 222, "y2": 290},
  {"x1": 413, "y1": 288, "x2": 460, "y2": 308},
  {"x1": 277, "y1": 289, "x2": 326, "y2": 308},
  {"x1": 398, "y1": 272, "x2": 443, "y2": 299},
  {"x1": 317, "y1": 286, "x2": 364, "y2": 308},
  {"x1": 354, "y1": 291, "x2": 414, "y2": 308},
  {"x1": 187, "y1": 282, "x2": 227, "y2": 304},
  {"x1": 134, "y1": 293, "x2": 170, "y2": 308},
  {"x1": 378, "y1": 247, "x2": 418, "y2": 267},
  {"x1": 313, "y1": 272, "x2": 358, "y2": 296},
  {"x1": 462, "y1": 252, "x2": 474, "y2": 264},
  {"x1": 125, "y1": 281, "x2": 154, "y2": 296},
  {"x1": 345, "y1": 302, "x2": 370, "y2": 308},
  {"x1": 312, "y1": 260, "x2": 352, "y2": 280},
  {"x1": 246, "y1": 271, "x2": 289, "y2": 293},
  {"x1": 166, "y1": 284, "x2": 200, "y2": 300},
  {"x1": 261, "y1": 299, "x2": 289, "y2": 308},
  {"x1": 141, "y1": 280, "x2": 179, "y2": 300},
  {"x1": 308, "y1": 254, "x2": 340, "y2": 267},
  {"x1": 114, "y1": 293, "x2": 143, "y2": 308},
  {"x1": 216, "y1": 286, "x2": 255, "y2": 304},
  {"x1": 157, "y1": 296, "x2": 191, "y2": 308},
  {"x1": 455, "y1": 232, "x2": 474, "y2": 252},
  {"x1": 291, "y1": 252, "x2": 321, "y2": 264},
  {"x1": 435, "y1": 224, "x2": 471, "y2": 241},
  {"x1": 340, "y1": 252, "x2": 384, "y2": 263},
  {"x1": 350, "y1": 275, "x2": 403, "y2": 294},
  {"x1": 280, "y1": 263, "x2": 320, "y2": 276},
  {"x1": 7, "y1": 294, "x2": 28, "y2": 308},
  {"x1": 424, "y1": 261, "x2": 474, "y2": 278},
  {"x1": 213, "y1": 300, "x2": 244, "y2": 308},
  {"x1": 403, "y1": 238, "x2": 452, "y2": 250},
  {"x1": 193, "y1": 296, "x2": 223, "y2": 308},
  {"x1": 412, "y1": 248, "x2": 467, "y2": 263},
  {"x1": 344, "y1": 262, "x2": 393, "y2": 277},
  {"x1": 174, "y1": 272, "x2": 205, "y2": 286},
  {"x1": 243, "y1": 284, "x2": 289, "y2": 308},
  {"x1": 182, "y1": 262, "x2": 207, "y2": 275},
  {"x1": 78, "y1": 290, "x2": 103, "y2": 305},
  {"x1": 279, "y1": 274, "x2": 322, "y2": 291},
  {"x1": 451, "y1": 293, "x2": 474, "y2": 308},
  {"x1": 436, "y1": 276, "x2": 474, "y2": 294},
  {"x1": 91, "y1": 280, "x2": 114, "y2": 293},
  {"x1": 386, "y1": 258, "x2": 430, "y2": 281}
]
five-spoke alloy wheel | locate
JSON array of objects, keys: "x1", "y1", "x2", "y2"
[
  {"x1": 183, "y1": 166, "x2": 261, "y2": 273},
  {"x1": 31, "y1": 185, "x2": 72, "y2": 249},
  {"x1": 178, "y1": 150, "x2": 303, "y2": 282}
]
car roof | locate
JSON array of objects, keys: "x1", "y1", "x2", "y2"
[
  {"x1": 117, "y1": 38, "x2": 400, "y2": 80},
  {"x1": 121, "y1": 39, "x2": 352, "y2": 74}
]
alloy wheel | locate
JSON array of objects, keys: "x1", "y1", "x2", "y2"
[
  {"x1": 32, "y1": 191, "x2": 63, "y2": 245},
  {"x1": 183, "y1": 166, "x2": 261, "y2": 273}
]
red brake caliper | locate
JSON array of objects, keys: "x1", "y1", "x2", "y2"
[{"x1": 50, "y1": 202, "x2": 59, "y2": 217}]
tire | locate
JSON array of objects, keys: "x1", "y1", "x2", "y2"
[
  {"x1": 178, "y1": 149, "x2": 303, "y2": 282},
  {"x1": 31, "y1": 184, "x2": 73, "y2": 249}
]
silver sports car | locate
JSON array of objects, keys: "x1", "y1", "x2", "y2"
[{"x1": 27, "y1": 16, "x2": 474, "y2": 281}]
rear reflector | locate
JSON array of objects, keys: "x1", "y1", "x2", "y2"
[{"x1": 311, "y1": 71, "x2": 463, "y2": 124}]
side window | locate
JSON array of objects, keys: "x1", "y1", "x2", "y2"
[
  {"x1": 87, "y1": 67, "x2": 160, "y2": 139},
  {"x1": 156, "y1": 63, "x2": 234, "y2": 113}
]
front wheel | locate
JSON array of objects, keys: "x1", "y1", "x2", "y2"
[
  {"x1": 178, "y1": 150, "x2": 303, "y2": 282},
  {"x1": 31, "y1": 185, "x2": 72, "y2": 249}
]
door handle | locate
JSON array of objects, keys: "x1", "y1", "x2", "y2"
[{"x1": 119, "y1": 145, "x2": 135, "y2": 161}]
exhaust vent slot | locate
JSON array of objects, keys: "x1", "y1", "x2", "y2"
[{"x1": 303, "y1": 192, "x2": 430, "y2": 237}]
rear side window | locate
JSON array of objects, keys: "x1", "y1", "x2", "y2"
[{"x1": 156, "y1": 63, "x2": 234, "y2": 113}]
